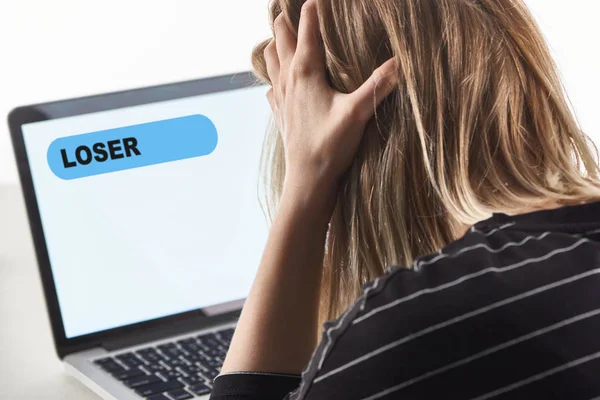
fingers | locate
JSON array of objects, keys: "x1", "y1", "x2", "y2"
[
  {"x1": 267, "y1": 1, "x2": 326, "y2": 123},
  {"x1": 350, "y1": 58, "x2": 399, "y2": 122},
  {"x1": 295, "y1": 0, "x2": 325, "y2": 75},
  {"x1": 273, "y1": 14, "x2": 296, "y2": 70},
  {"x1": 264, "y1": 39, "x2": 280, "y2": 87}
]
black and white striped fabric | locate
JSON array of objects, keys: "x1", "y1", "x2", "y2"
[{"x1": 211, "y1": 201, "x2": 600, "y2": 400}]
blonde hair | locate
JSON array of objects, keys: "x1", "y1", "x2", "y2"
[{"x1": 251, "y1": 0, "x2": 600, "y2": 324}]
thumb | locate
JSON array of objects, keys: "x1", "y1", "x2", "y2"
[{"x1": 349, "y1": 58, "x2": 399, "y2": 122}]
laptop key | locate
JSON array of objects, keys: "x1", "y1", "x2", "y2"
[
  {"x1": 123, "y1": 358, "x2": 144, "y2": 368},
  {"x1": 181, "y1": 375, "x2": 203, "y2": 385},
  {"x1": 167, "y1": 389, "x2": 194, "y2": 400},
  {"x1": 123, "y1": 374, "x2": 162, "y2": 388},
  {"x1": 116, "y1": 354, "x2": 143, "y2": 366},
  {"x1": 142, "y1": 354, "x2": 163, "y2": 364},
  {"x1": 137, "y1": 346, "x2": 155, "y2": 353},
  {"x1": 163, "y1": 358, "x2": 187, "y2": 368},
  {"x1": 146, "y1": 395, "x2": 170, "y2": 400},
  {"x1": 159, "y1": 370, "x2": 182, "y2": 380},
  {"x1": 204, "y1": 348, "x2": 225, "y2": 358},
  {"x1": 138, "y1": 349, "x2": 163, "y2": 363},
  {"x1": 217, "y1": 330, "x2": 234, "y2": 340},
  {"x1": 189, "y1": 383, "x2": 211, "y2": 396},
  {"x1": 180, "y1": 342, "x2": 203, "y2": 354},
  {"x1": 215, "y1": 336, "x2": 231, "y2": 347},
  {"x1": 199, "y1": 337, "x2": 220, "y2": 349},
  {"x1": 157, "y1": 344, "x2": 180, "y2": 354},
  {"x1": 201, "y1": 368, "x2": 219, "y2": 381},
  {"x1": 134, "y1": 379, "x2": 183, "y2": 397},
  {"x1": 181, "y1": 353, "x2": 205, "y2": 363},
  {"x1": 179, "y1": 364, "x2": 202, "y2": 375},
  {"x1": 119, "y1": 356, "x2": 145, "y2": 367},
  {"x1": 163, "y1": 348, "x2": 185, "y2": 358},
  {"x1": 97, "y1": 361, "x2": 125, "y2": 374},
  {"x1": 145, "y1": 363, "x2": 167, "y2": 372},
  {"x1": 113, "y1": 367, "x2": 145, "y2": 381},
  {"x1": 196, "y1": 333, "x2": 214, "y2": 341},
  {"x1": 205, "y1": 358, "x2": 222, "y2": 368}
]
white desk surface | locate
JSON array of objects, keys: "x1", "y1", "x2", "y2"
[{"x1": 0, "y1": 184, "x2": 99, "y2": 400}]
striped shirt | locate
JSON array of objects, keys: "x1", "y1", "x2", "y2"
[{"x1": 211, "y1": 200, "x2": 600, "y2": 400}]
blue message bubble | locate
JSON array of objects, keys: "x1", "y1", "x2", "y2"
[{"x1": 47, "y1": 114, "x2": 218, "y2": 180}]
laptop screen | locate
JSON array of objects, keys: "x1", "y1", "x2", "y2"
[{"x1": 21, "y1": 84, "x2": 271, "y2": 339}]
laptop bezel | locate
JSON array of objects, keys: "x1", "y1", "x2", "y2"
[{"x1": 7, "y1": 71, "x2": 264, "y2": 359}]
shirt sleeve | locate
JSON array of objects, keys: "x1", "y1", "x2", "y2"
[
  {"x1": 210, "y1": 372, "x2": 301, "y2": 400},
  {"x1": 208, "y1": 270, "x2": 403, "y2": 400}
]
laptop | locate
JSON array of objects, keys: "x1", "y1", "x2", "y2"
[{"x1": 8, "y1": 72, "x2": 271, "y2": 400}]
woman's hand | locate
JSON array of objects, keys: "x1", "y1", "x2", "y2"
[
  {"x1": 264, "y1": 0, "x2": 398, "y2": 213},
  {"x1": 221, "y1": 0, "x2": 398, "y2": 376}
]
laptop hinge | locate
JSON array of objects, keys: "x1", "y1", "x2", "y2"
[{"x1": 102, "y1": 311, "x2": 239, "y2": 352}]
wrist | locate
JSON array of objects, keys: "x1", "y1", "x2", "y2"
[{"x1": 279, "y1": 174, "x2": 338, "y2": 224}]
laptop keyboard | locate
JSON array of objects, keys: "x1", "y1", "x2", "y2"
[{"x1": 93, "y1": 327, "x2": 234, "y2": 399}]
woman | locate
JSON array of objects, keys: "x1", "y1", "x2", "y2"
[{"x1": 212, "y1": 0, "x2": 600, "y2": 398}]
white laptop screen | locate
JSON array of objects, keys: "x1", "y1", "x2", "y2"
[{"x1": 21, "y1": 85, "x2": 271, "y2": 339}]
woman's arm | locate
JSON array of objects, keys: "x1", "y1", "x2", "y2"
[
  {"x1": 220, "y1": 0, "x2": 398, "y2": 376},
  {"x1": 219, "y1": 182, "x2": 332, "y2": 374}
]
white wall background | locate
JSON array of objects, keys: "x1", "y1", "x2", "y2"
[{"x1": 0, "y1": 0, "x2": 599, "y2": 184}]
